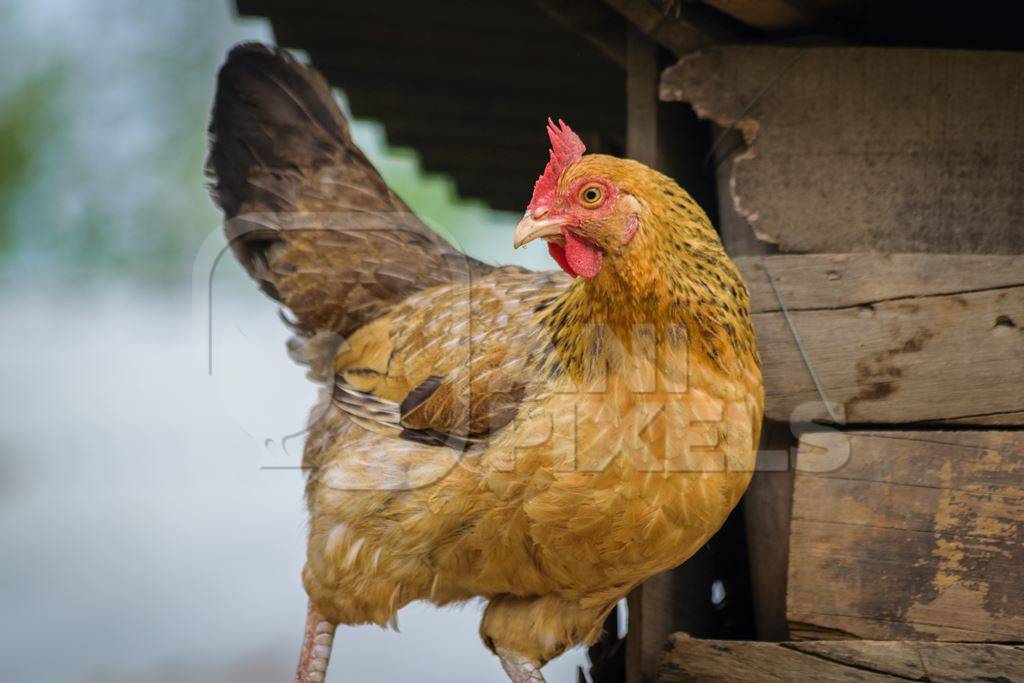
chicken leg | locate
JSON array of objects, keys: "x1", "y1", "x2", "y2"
[
  {"x1": 295, "y1": 605, "x2": 545, "y2": 683},
  {"x1": 496, "y1": 647, "x2": 547, "y2": 683},
  {"x1": 296, "y1": 602, "x2": 336, "y2": 683}
]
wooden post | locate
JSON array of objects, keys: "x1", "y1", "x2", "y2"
[
  {"x1": 626, "y1": 28, "x2": 660, "y2": 167},
  {"x1": 625, "y1": 29, "x2": 678, "y2": 683},
  {"x1": 738, "y1": 423, "x2": 794, "y2": 640},
  {"x1": 624, "y1": 26, "x2": 724, "y2": 683}
]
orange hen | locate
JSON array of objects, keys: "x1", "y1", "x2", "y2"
[{"x1": 206, "y1": 44, "x2": 763, "y2": 683}]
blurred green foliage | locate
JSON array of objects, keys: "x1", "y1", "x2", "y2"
[
  {"x1": 0, "y1": 1, "x2": 526, "y2": 288},
  {"x1": 0, "y1": 65, "x2": 67, "y2": 254}
]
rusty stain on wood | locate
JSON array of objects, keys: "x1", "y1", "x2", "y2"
[
  {"x1": 733, "y1": 254, "x2": 1024, "y2": 425},
  {"x1": 787, "y1": 431, "x2": 1024, "y2": 642}
]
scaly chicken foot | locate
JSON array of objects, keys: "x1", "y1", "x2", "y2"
[
  {"x1": 496, "y1": 646, "x2": 546, "y2": 683},
  {"x1": 296, "y1": 601, "x2": 336, "y2": 683}
]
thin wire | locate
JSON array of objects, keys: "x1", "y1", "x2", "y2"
[
  {"x1": 762, "y1": 258, "x2": 843, "y2": 425},
  {"x1": 703, "y1": 49, "x2": 808, "y2": 170}
]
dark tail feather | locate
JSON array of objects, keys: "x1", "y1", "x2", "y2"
[{"x1": 205, "y1": 43, "x2": 490, "y2": 340}]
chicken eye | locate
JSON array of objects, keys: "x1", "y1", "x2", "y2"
[{"x1": 580, "y1": 185, "x2": 604, "y2": 206}]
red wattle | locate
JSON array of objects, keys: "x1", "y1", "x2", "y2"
[
  {"x1": 547, "y1": 241, "x2": 574, "y2": 277},
  {"x1": 563, "y1": 227, "x2": 603, "y2": 279}
]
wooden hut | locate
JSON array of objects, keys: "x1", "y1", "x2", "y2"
[{"x1": 234, "y1": 1, "x2": 1024, "y2": 680}]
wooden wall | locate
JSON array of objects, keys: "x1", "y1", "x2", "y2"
[
  {"x1": 789, "y1": 431, "x2": 1023, "y2": 642},
  {"x1": 659, "y1": 45, "x2": 1024, "y2": 680}
]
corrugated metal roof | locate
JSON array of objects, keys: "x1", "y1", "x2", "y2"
[
  {"x1": 236, "y1": 0, "x2": 1024, "y2": 211},
  {"x1": 237, "y1": 0, "x2": 626, "y2": 211}
]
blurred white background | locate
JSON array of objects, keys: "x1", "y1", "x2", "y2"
[{"x1": 0, "y1": 1, "x2": 578, "y2": 681}]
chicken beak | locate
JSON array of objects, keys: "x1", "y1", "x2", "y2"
[{"x1": 514, "y1": 213, "x2": 564, "y2": 249}]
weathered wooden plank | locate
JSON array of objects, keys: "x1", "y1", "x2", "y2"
[
  {"x1": 731, "y1": 255, "x2": 1024, "y2": 425},
  {"x1": 660, "y1": 635, "x2": 1024, "y2": 682},
  {"x1": 661, "y1": 47, "x2": 1024, "y2": 253},
  {"x1": 737, "y1": 254, "x2": 1024, "y2": 315},
  {"x1": 794, "y1": 640, "x2": 1024, "y2": 682},
  {"x1": 536, "y1": 0, "x2": 627, "y2": 67},
  {"x1": 788, "y1": 431, "x2": 1024, "y2": 642}
]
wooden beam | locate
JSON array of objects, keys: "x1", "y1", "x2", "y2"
[
  {"x1": 788, "y1": 431, "x2": 1024, "y2": 641},
  {"x1": 660, "y1": 635, "x2": 1024, "y2": 681},
  {"x1": 733, "y1": 254, "x2": 1024, "y2": 426},
  {"x1": 602, "y1": 0, "x2": 737, "y2": 56},
  {"x1": 534, "y1": 0, "x2": 627, "y2": 67}
]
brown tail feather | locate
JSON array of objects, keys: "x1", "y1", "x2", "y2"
[{"x1": 206, "y1": 43, "x2": 490, "y2": 340}]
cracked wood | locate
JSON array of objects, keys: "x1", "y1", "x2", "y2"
[
  {"x1": 733, "y1": 254, "x2": 1024, "y2": 425},
  {"x1": 660, "y1": 47, "x2": 1024, "y2": 254},
  {"x1": 787, "y1": 431, "x2": 1024, "y2": 642}
]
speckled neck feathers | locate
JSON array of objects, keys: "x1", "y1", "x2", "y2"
[{"x1": 538, "y1": 159, "x2": 758, "y2": 381}]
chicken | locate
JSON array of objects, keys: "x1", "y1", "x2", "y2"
[{"x1": 206, "y1": 43, "x2": 763, "y2": 683}]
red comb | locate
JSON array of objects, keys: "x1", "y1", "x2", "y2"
[{"x1": 528, "y1": 118, "x2": 586, "y2": 210}]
